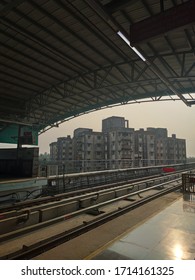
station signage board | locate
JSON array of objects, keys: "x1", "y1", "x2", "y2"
[{"x1": 0, "y1": 124, "x2": 38, "y2": 145}]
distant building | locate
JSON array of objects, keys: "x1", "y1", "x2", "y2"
[
  {"x1": 73, "y1": 128, "x2": 105, "y2": 171},
  {"x1": 102, "y1": 116, "x2": 128, "y2": 132},
  {"x1": 49, "y1": 142, "x2": 58, "y2": 161},
  {"x1": 49, "y1": 116, "x2": 187, "y2": 172},
  {"x1": 146, "y1": 128, "x2": 168, "y2": 166},
  {"x1": 103, "y1": 116, "x2": 134, "y2": 169},
  {"x1": 167, "y1": 134, "x2": 186, "y2": 164},
  {"x1": 134, "y1": 129, "x2": 144, "y2": 167},
  {"x1": 50, "y1": 136, "x2": 74, "y2": 172},
  {"x1": 56, "y1": 136, "x2": 73, "y2": 162},
  {"x1": 143, "y1": 129, "x2": 155, "y2": 166}
]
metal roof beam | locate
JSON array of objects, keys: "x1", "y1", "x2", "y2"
[
  {"x1": 0, "y1": 34, "x2": 66, "y2": 79},
  {"x1": 147, "y1": 59, "x2": 190, "y2": 106},
  {"x1": 142, "y1": 0, "x2": 153, "y2": 16},
  {"x1": 130, "y1": 0, "x2": 195, "y2": 45},
  {"x1": 0, "y1": 69, "x2": 45, "y2": 90},
  {"x1": 184, "y1": 62, "x2": 195, "y2": 76},
  {"x1": 0, "y1": 50, "x2": 63, "y2": 82},
  {"x1": 0, "y1": 0, "x2": 26, "y2": 17},
  {"x1": 184, "y1": 28, "x2": 195, "y2": 55},
  {"x1": 29, "y1": 1, "x2": 101, "y2": 68},
  {"x1": 147, "y1": 42, "x2": 179, "y2": 77},
  {"x1": 1, "y1": 5, "x2": 88, "y2": 73},
  {"x1": 85, "y1": 0, "x2": 183, "y2": 104},
  {"x1": 104, "y1": 0, "x2": 138, "y2": 14},
  {"x1": 0, "y1": 61, "x2": 49, "y2": 86},
  {"x1": 0, "y1": 77, "x2": 36, "y2": 94},
  {"x1": 164, "y1": 35, "x2": 183, "y2": 69},
  {"x1": 66, "y1": 0, "x2": 133, "y2": 62}
]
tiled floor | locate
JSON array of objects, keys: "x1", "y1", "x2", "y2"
[{"x1": 93, "y1": 193, "x2": 195, "y2": 260}]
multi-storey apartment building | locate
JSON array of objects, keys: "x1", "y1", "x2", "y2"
[
  {"x1": 176, "y1": 138, "x2": 186, "y2": 163},
  {"x1": 143, "y1": 129, "x2": 156, "y2": 166},
  {"x1": 49, "y1": 116, "x2": 187, "y2": 172},
  {"x1": 102, "y1": 116, "x2": 129, "y2": 132},
  {"x1": 49, "y1": 141, "x2": 58, "y2": 161},
  {"x1": 167, "y1": 134, "x2": 186, "y2": 164},
  {"x1": 134, "y1": 129, "x2": 144, "y2": 167},
  {"x1": 56, "y1": 136, "x2": 73, "y2": 161},
  {"x1": 50, "y1": 136, "x2": 74, "y2": 172},
  {"x1": 134, "y1": 128, "x2": 167, "y2": 167},
  {"x1": 104, "y1": 128, "x2": 135, "y2": 169},
  {"x1": 146, "y1": 128, "x2": 168, "y2": 166},
  {"x1": 103, "y1": 116, "x2": 134, "y2": 169},
  {"x1": 73, "y1": 128, "x2": 105, "y2": 171}
]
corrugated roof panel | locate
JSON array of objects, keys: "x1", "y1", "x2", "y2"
[
  {"x1": 124, "y1": 2, "x2": 151, "y2": 23},
  {"x1": 13, "y1": 1, "x2": 35, "y2": 15},
  {"x1": 167, "y1": 30, "x2": 192, "y2": 51},
  {"x1": 0, "y1": 0, "x2": 195, "y2": 129}
]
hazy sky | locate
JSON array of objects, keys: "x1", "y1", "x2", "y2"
[{"x1": 37, "y1": 100, "x2": 195, "y2": 157}]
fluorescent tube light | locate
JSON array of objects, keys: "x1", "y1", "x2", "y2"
[
  {"x1": 117, "y1": 31, "x2": 130, "y2": 46},
  {"x1": 117, "y1": 31, "x2": 146, "y2": 62},
  {"x1": 131, "y1": 46, "x2": 146, "y2": 62}
]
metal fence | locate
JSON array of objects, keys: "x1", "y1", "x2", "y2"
[
  {"x1": 182, "y1": 173, "x2": 195, "y2": 193},
  {"x1": 39, "y1": 159, "x2": 187, "y2": 177}
]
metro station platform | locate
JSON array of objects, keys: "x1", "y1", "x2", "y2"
[
  {"x1": 91, "y1": 193, "x2": 195, "y2": 260},
  {"x1": 34, "y1": 192, "x2": 195, "y2": 260}
]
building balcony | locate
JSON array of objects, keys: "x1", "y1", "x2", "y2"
[
  {"x1": 121, "y1": 145, "x2": 132, "y2": 150},
  {"x1": 121, "y1": 155, "x2": 132, "y2": 159}
]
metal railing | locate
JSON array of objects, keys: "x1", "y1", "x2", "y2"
[
  {"x1": 39, "y1": 159, "x2": 187, "y2": 177},
  {"x1": 182, "y1": 173, "x2": 195, "y2": 193}
]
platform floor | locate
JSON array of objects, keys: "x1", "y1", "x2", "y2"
[
  {"x1": 32, "y1": 191, "x2": 195, "y2": 260},
  {"x1": 91, "y1": 193, "x2": 195, "y2": 260}
]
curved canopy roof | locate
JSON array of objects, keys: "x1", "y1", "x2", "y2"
[{"x1": 0, "y1": 0, "x2": 195, "y2": 134}]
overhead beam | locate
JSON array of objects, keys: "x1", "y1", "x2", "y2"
[
  {"x1": 0, "y1": 0, "x2": 27, "y2": 17},
  {"x1": 130, "y1": 0, "x2": 195, "y2": 45},
  {"x1": 104, "y1": 0, "x2": 138, "y2": 14}
]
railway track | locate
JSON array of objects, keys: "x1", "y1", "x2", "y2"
[
  {"x1": 0, "y1": 173, "x2": 184, "y2": 260},
  {"x1": 0, "y1": 170, "x2": 186, "y2": 213},
  {"x1": 1, "y1": 163, "x2": 193, "y2": 212},
  {"x1": 0, "y1": 174, "x2": 160, "y2": 213},
  {"x1": 0, "y1": 172, "x2": 182, "y2": 237}
]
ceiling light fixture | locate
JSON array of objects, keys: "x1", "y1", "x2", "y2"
[{"x1": 117, "y1": 31, "x2": 146, "y2": 62}]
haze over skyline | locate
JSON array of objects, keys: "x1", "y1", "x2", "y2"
[{"x1": 38, "y1": 100, "x2": 195, "y2": 157}]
